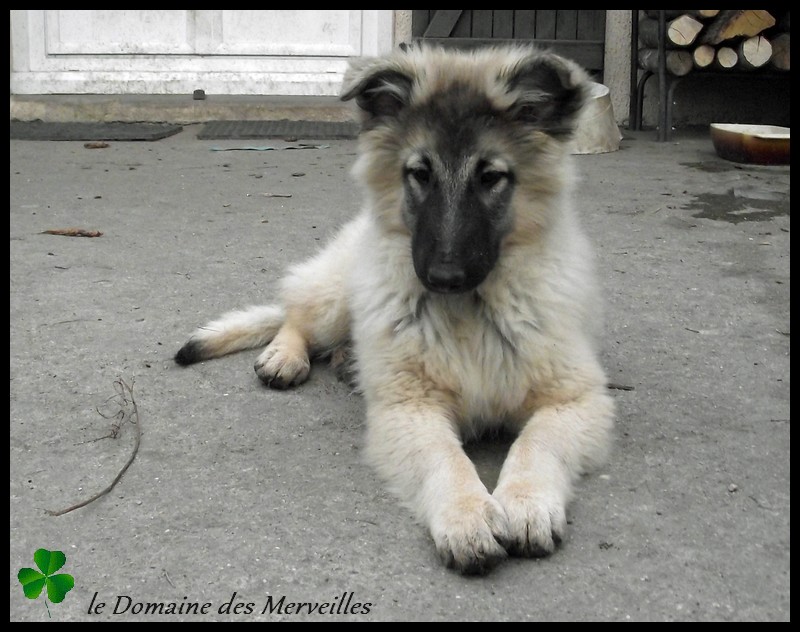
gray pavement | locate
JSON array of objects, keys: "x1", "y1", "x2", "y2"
[{"x1": 10, "y1": 125, "x2": 790, "y2": 621}]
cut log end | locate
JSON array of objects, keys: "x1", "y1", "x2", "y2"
[
  {"x1": 738, "y1": 35, "x2": 773, "y2": 70},
  {"x1": 769, "y1": 33, "x2": 790, "y2": 71},
  {"x1": 692, "y1": 44, "x2": 716, "y2": 69},
  {"x1": 639, "y1": 48, "x2": 694, "y2": 77},
  {"x1": 714, "y1": 47, "x2": 739, "y2": 70}
]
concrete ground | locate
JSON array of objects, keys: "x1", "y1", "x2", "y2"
[{"x1": 10, "y1": 125, "x2": 790, "y2": 622}]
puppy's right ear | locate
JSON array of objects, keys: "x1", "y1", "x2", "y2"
[{"x1": 340, "y1": 59, "x2": 413, "y2": 123}]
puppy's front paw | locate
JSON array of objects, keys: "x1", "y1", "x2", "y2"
[
  {"x1": 254, "y1": 342, "x2": 310, "y2": 389},
  {"x1": 430, "y1": 494, "x2": 510, "y2": 575},
  {"x1": 493, "y1": 482, "x2": 567, "y2": 558}
]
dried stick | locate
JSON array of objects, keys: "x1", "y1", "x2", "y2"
[
  {"x1": 46, "y1": 377, "x2": 141, "y2": 516},
  {"x1": 607, "y1": 382, "x2": 635, "y2": 391},
  {"x1": 41, "y1": 228, "x2": 103, "y2": 238}
]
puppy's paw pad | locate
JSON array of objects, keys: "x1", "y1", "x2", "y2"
[
  {"x1": 254, "y1": 344, "x2": 310, "y2": 389},
  {"x1": 493, "y1": 486, "x2": 567, "y2": 558},
  {"x1": 431, "y1": 495, "x2": 510, "y2": 575}
]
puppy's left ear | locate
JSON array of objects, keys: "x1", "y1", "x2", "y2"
[
  {"x1": 340, "y1": 58, "x2": 413, "y2": 126},
  {"x1": 505, "y1": 52, "x2": 590, "y2": 138}
]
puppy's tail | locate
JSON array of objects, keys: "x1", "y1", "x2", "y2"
[{"x1": 175, "y1": 305, "x2": 285, "y2": 365}]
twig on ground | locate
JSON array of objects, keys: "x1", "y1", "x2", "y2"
[
  {"x1": 46, "y1": 377, "x2": 142, "y2": 516},
  {"x1": 41, "y1": 228, "x2": 103, "y2": 238},
  {"x1": 607, "y1": 382, "x2": 635, "y2": 391}
]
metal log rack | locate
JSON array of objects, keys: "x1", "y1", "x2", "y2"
[{"x1": 628, "y1": 9, "x2": 788, "y2": 141}]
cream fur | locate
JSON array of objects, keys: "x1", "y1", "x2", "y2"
[{"x1": 176, "y1": 44, "x2": 615, "y2": 574}]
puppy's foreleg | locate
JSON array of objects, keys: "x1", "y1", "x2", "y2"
[
  {"x1": 254, "y1": 215, "x2": 366, "y2": 388},
  {"x1": 493, "y1": 382, "x2": 614, "y2": 557},
  {"x1": 253, "y1": 311, "x2": 312, "y2": 389},
  {"x1": 365, "y1": 397, "x2": 510, "y2": 575}
]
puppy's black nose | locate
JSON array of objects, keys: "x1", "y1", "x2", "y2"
[{"x1": 426, "y1": 262, "x2": 467, "y2": 293}]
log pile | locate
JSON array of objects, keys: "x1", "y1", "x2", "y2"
[{"x1": 638, "y1": 10, "x2": 790, "y2": 76}]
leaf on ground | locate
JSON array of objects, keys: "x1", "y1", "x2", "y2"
[
  {"x1": 17, "y1": 568, "x2": 46, "y2": 599},
  {"x1": 46, "y1": 574, "x2": 75, "y2": 603},
  {"x1": 41, "y1": 228, "x2": 103, "y2": 237},
  {"x1": 34, "y1": 549, "x2": 66, "y2": 575}
]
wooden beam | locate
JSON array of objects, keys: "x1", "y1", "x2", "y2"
[{"x1": 423, "y1": 10, "x2": 463, "y2": 38}]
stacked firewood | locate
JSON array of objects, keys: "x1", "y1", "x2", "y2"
[{"x1": 638, "y1": 10, "x2": 790, "y2": 76}]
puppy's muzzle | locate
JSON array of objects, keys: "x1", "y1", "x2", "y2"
[{"x1": 424, "y1": 261, "x2": 469, "y2": 294}]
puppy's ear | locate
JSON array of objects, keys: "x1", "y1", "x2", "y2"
[
  {"x1": 505, "y1": 52, "x2": 589, "y2": 138},
  {"x1": 340, "y1": 59, "x2": 413, "y2": 124}
]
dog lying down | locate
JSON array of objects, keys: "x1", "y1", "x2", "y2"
[{"x1": 176, "y1": 43, "x2": 615, "y2": 575}]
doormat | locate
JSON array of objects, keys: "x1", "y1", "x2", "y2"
[
  {"x1": 197, "y1": 120, "x2": 359, "y2": 140},
  {"x1": 9, "y1": 121, "x2": 183, "y2": 141}
]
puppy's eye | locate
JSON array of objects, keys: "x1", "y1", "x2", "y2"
[
  {"x1": 407, "y1": 167, "x2": 431, "y2": 186},
  {"x1": 479, "y1": 170, "x2": 506, "y2": 189}
]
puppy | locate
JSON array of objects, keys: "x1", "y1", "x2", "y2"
[{"x1": 176, "y1": 44, "x2": 614, "y2": 574}]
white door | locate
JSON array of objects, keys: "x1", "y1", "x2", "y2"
[{"x1": 10, "y1": 10, "x2": 395, "y2": 96}]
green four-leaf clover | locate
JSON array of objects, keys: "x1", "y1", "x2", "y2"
[{"x1": 17, "y1": 549, "x2": 75, "y2": 617}]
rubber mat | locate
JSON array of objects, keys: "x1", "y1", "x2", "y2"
[
  {"x1": 197, "y1": 120, "x2": 359, "y2": 140},
  {"x1": 9, "y1": 121, "x2": 183, "y2": 141}
]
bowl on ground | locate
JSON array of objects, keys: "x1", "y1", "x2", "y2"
[{"x1": 710, "y1": 123, "x2": 790, "y2": 165}]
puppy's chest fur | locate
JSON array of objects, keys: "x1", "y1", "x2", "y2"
[
  {"x1": 348, "y1": 219, "x2": 549, "y2": 425},
  {"x1": 396, "y1": 289, "x2": 541, "y2": 423}
]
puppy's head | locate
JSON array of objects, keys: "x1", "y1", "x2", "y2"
[{"x1": 342, "y1": 44, "x2": 589, "y2": 294}]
